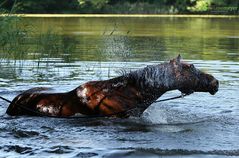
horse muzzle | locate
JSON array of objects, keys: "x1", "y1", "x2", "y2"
[{"x1": 209, "y1": 79, "x2": 219, "y2": 95}]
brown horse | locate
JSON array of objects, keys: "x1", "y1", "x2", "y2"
[{"x1": 6, "y1": 55, "x2": 219, "y2": 118}]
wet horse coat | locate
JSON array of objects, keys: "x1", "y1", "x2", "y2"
[{"x1": 6, "y1": 55, "x2": 219, "y2": 117}]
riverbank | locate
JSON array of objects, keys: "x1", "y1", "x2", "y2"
[{"x1": 1, "y1": 14, "x2": 239, "y2": 18}]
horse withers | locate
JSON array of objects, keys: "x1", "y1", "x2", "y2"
[{"x1": 6, "y1": 55, "x2": 219, "y2": 117}]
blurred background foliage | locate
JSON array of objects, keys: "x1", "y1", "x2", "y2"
[{"x1": 0, "y1": 0, "x2": 238, "y2": 14}]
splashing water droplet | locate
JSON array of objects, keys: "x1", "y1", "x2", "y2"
[{"x1": 142, "y1": 106, "x2": 168, "y2": 124}]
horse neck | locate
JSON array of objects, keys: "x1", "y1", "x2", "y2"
[{"x1": 127, "y1": 63, "x2": 178, "y2": 96}]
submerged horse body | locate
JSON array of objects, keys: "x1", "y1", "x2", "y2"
[{"x1": 6, "y1": 55, "x2": 219, "y2": 117}]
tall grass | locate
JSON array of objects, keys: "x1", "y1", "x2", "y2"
[
  {"x1": 0, "y1": 13, "x2": 76, "y2": 68},
  {"x1": 0, "y1": 14, "x2": 29, "y2": 61},
  {"x1": 0, "y1": 11, "x2": 130, "y2": 80},
  {"x1": 0, "y1": 14, "x2": 78, "y2": 83}
]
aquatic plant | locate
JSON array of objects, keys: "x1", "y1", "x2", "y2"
[
  {"x1": 0, "y1": 14, "x2": 30, "y2": 61},
  {"x1": 0, "y1": 14, "x2": 77, "y2": 67}
]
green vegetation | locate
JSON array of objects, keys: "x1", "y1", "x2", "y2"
[
  {"x1": 0, "y1": 15, "x2": 76, "y2": 66},
  {"x1": 187, "y1": 0, "x2": 238, "y2": 14},
  {"x1": 0, "y1": 15, "x2": 29, "y2": 60},
  {"x1": 0, "y1": 0, "x2": 238, "y2": 14}
]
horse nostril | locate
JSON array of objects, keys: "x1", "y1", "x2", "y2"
[{"x1": 209, "y1": 79, "x2": 219, "y2": 95}]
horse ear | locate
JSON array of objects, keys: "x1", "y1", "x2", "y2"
[
  {"x1": 176, "y1": 54, "x2": 181, "y2": 63},
  {"x1": 170, "y1": 54, "x2": 182, "y2": 65}
]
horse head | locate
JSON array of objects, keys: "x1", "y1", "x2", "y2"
[{"x1": 170, "y1": 55, "x2": 219, "y2": 95}]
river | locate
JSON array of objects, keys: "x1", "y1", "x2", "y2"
[{"x1": 0, "y1": 15, "x2": 239, "y2": 157}]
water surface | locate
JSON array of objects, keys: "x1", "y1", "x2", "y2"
[{"x1": 0, "y1": 16, "x2": 239, "y2": 157}]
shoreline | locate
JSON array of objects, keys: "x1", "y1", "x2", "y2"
[{"x1": 0, "y1": 14, "x2": 239, "y2": 18}]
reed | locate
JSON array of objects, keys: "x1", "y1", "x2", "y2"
[
  {"x1": 0, "y1": 14, "x2": 29, "y2": 61},
  {"x1": 0, "y1": 14, "x2": 76, "y2": 68}
]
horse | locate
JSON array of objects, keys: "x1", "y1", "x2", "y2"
[{"x1": 6, "y1": 55, "x2": 219, "y2": 118}]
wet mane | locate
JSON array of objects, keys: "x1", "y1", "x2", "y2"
[{"x1": 124, "y1": 62, "x2": 175, "y2": 91}]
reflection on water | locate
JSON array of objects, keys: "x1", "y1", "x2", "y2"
[
  {"x1": 1, "y1": 16, "x2": 239, "y2": 62},
  {"x1": 29, "y1": 17, "x2": 239, "y2": 62},
  {"x1": 0, "y1": 17, "x2": 239, "y2": 157}
]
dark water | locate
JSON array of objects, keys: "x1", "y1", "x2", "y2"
[{"x1": 0, "y1": 16, "x2": 239, "y2": 157}]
